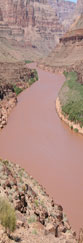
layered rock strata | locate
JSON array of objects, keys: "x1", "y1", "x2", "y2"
[
  {"x1": 40, "y1": 15, "x2": 83, "y2": 76},
  {"x1": 0, "y1": 0, "x2": 76, "y2": 55},
  {"x1": 49, "y1": 0, "x2": 76, "y2": 31}
]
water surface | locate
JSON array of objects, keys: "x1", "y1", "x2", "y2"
[{"x1": 0, "y1": 64, "x2": 83, "y2": 233}]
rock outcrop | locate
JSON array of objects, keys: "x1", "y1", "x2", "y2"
[
  {"x1": 40, "y1": 15, "x2": 83, "y2": 75},
  {"x1": 0, "y1": 159, "x2": 78, "y2": 243},
  {"x1": 75, "y1": 0, "x2": 83, "y2": 15},
  {"x1": 49, "y1": 0, "x2": 76, "y2": 31},
  {"x1": 0, "y1": 63, "x2": 38, "y2": 129},
  {"x1": 0, "y1": 0, "x2": 76, "y2": 55}
]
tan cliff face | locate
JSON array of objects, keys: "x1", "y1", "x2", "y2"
[
  {"x1": 48, "y1": 0, "x2": 76, "y2": 31},
  {"x1": 40, "y1": 14, "x2": 83, "y2": 75},
  {"x1": 75, "y1": 0, "x2": 83, "y2": 15},
  {"x1": 0, "y1": 0, "x2": 76, "y2": 55},
  {"x1": 39, "y1": 0, "x2": 83, "y2": 68}
]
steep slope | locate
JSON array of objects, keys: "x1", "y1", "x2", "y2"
[
  {"x1": 0, "y1": 36, "x2": 44, "y2": 62},
  {"x1": 49, "y1": 0, "x2": 76, "y2": 31},
  {"x1": 0, "y1": 159, "x2": 77, "y2": 243},
  {"x1": 40, "y1": 14, "x2": 83, "y2": 76},
  {"x1": 70, "y1": 14, "x2": 83, "y2": 30}
]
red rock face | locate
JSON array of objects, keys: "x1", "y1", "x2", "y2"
[
  {"x1": 0, "y1": 0, "x2": 35, "y2": 26},
  {"x1": 48, "y1": 0, "x2": 76, "y2": 31},
  {"x1": 0, "y1": 0, "x2": 76, "y2": 54}
]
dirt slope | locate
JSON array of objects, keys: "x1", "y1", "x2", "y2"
[
  {"x1": 40, "y1": 15, "x2": 83, "y2": 75},
  {"x1": 0, "y1": 159, "x2": 77, "y2": 243}
]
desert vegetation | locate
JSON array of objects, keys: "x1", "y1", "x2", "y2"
[
  {"x1": 59, "y1": 71, "x2": 83, "y2": 128},
  {"x1": 0, "y1": 67, "x2": 38, "y2": 129},
  {"x1": 0, "y1": 197, "x2": 16, "y2": 235},
  {"x1": 0, "y1": 158, "x2": 77, "y2": 242},
  {"x1": 25, "y1": 60, "x2": 33, "y2": 64},
  {"x1": 13, "y1": 85, "x2": 23, "y2": 96}
]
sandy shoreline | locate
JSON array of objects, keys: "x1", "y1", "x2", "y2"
[{"x1": 56, "y1": 97, "x2": 83, "y2": 135}]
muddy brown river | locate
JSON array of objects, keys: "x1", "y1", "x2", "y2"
[{"x1": 0, "y1": 63, "x2": 83, "y2": 233}]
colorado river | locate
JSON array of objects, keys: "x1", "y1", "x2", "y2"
[{"x1": 0, "y1": 63, "x2": 83, "y2": 233}]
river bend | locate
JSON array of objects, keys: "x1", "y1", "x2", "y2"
[{"x1": 0, "y1": 64, "x2": 83, "y2": 232}]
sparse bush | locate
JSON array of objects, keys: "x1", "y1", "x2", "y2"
[
  {"x1": 28, "y1": 215, "x2": 37, "y2": 224},
  {"x1": 34, "y1": 200, "x2": 39, "y2": 207},
  {"x1": 25, "y1": 60, "x2": 33, "y2": 64},
  {"x1": 63, "y1": 70, "x2": 68, "y2": 78},
  {"x1": 33, "y1": 69, "x2": 38, "y2": 81},
  {"x1": 70, "y1": 125, "x2": 73, "y2": 130},
  {"x1": 2, "y1": 160, "x2": 9, "y2": 166},
  {"x1": 0, "y1": 197, "x2": 16, "y2": 235},
  {"x1": 28, "y1": 78, "x2": 35, "y2": 85},
  {"x1": 74, "y1": 128, "x2": 78, "y2": 133},
  {"x1": 13, "y1": 85, "x2": 23, "y2": 96},
  {"x1": 32, "y1": 229, "x2": 37, "y2": 235}
]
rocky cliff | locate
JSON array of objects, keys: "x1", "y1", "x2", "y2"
[
  {"x1": 75, "y1": 0, "x2": 83, "y2": 15},
  {"x1": 0, "y1": 0, "x2": 76, "y2": 56},
  {"x1": 0, "y1": 62, "x2": 38, "y2": 129},
  {"x1": 49, "y1": 0, "x2": 76, "y2": 31},
  {"x1": 0, "y1": 159, "x2": 77, "y2": 243},
  {"x1": 39, "y1": 14, "x2": 83, "y2": 76}
]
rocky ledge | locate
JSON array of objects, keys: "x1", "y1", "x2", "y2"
[
  {"x1": 0, "y1": 87, "x2": 17, "y2": 129},
  {"x1": 0, "y1": 62, "x2": 38, "y2": 129},
  {"x1": 0, "y1": 159, "x2": 78, "y2": 243}
]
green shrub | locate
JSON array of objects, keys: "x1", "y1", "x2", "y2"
[
  {"x1": 33, "y1": 69, "x2": 38, "y2": 81},
  {"x1": 63, "y1": 70, "x2": 68, "y2": 78},
  {"x1": 59, "y1": 71, "x2": 83, "y2": 127},
  {"x1": 70, "y1": 125, "x2": 73, "y2": 130},
  {"x1": 0, "y1": 197, "x2": 16, "y2": 234},
  {"x1": 74, "y1": 128, "x2": 78, "y2": 133},
  {"x1": 13, "y1": 85, "x2": 23, "y2": 96},
  {"x1": 28, "y1": 78, "x2": 35, "y2": 85},
  {"x1": 28, "y1": 69, "x2": 38, "y2": 86},
  {"x1": 25, "y1": 60, "x2": 33, "y2": 64},
  {"x1": 34, "y1": 200, "x2": 39, "y2": 207}
]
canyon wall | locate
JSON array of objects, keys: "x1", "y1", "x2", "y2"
[
  {"x1": 75, "y1": 0, "x2": 83, "y2": 15},
  {"x1": 40, "y1": 14, "x2": 83, "y2": 76},
  {"x1": 0, "y1": 0, "x2": 76, "y2": 55},
  {"x1": 48, "y1": 0, "x2": 76, "y2": 31}
]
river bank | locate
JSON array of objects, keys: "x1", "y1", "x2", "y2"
[
  {"x1": 0, "y1": 63, "x2": 83, "y2": 235},
  {"x1": 0, "y1": 62, "x2": 38, "y2": 130},
  {"x1": 0, "y1": 158, "x2": 78, "y2": 243},
  {"x1": 57, "y1": 71, "x2": 83, "y2": 136},
  {"x1": 56, "y1": 97, "x2": 83, "y2": 135}
]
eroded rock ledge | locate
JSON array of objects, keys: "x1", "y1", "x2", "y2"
[
  {"x1": 0, "y1": 159, "x2": 78, "y2": 243},
  {"x1": 0, "y1": 91, "x2": 17, "y2": 129},
  {"x1": 0, "y1": 62, "x2": 38, "y2": 130}
]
